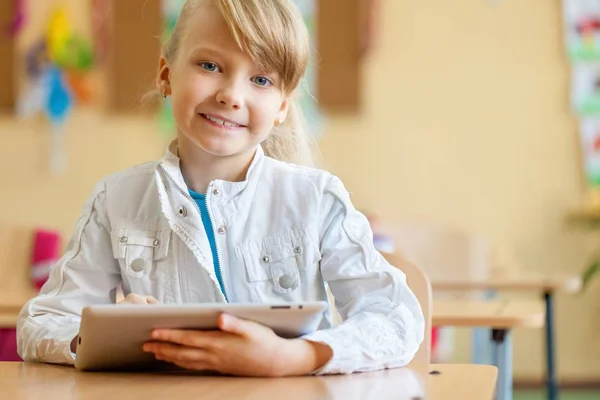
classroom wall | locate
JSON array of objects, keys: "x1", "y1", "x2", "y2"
[
  {"x1": 0, "y1": 0, "x2": 167, "y2": 235},
  {"x1": 317, "y1": 0, "x2": 600, "y2": 382},
  {"x1": 1, "y1": 0, "x2": 599, "y2": 382}
]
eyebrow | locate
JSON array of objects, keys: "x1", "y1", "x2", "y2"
[{"x1": 188, "y1": 45, "x2": 226, "y2": 59}]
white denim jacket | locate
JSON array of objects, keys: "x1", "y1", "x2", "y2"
[{"x1": 17, "y1": 141, "x2": 424, "y2": 375}]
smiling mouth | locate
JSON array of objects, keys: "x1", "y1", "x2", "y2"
[{"x1": 199, "y1": 113, "x2": 245, "y2": 128}]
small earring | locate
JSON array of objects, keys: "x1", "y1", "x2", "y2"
[
  {"x1": 161, "y1": 82, "x2": 170, "y2": 98},
  {"x1": 274, "y1": 118, "x2": 280, "y2": 127}
]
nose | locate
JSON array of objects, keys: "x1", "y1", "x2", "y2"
[{"x1": 215, "y1": 79, "x2": 244, "y2": 110}]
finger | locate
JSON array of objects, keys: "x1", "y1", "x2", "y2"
[
  {"x1": 120, "y1": 294, "x2": 148, "y2": 305},
  {"x1": 151, "y1": 329, "x2": 216, "y2": 348},
  {"x1": 218, "y1": 313, "x2": 253, "y2": 337},
  {"x1": 169, "y1": 360, "x2": 212, "y2": 372},
  {"x1": 144, "y1": 342, "x2": 215, "y2": 364},
  {"x1": 145, "y1": 296, "x2": 160, "y2": 304}
]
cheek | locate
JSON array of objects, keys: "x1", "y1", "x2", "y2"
[
  {"x1": 171, "y1": 73, "x2": 211, "y2": 119},
  {"x1": 174, "y1": 78, "x2": 203, "y2": 104},
  {"x1": 248, "y1": 95, "x2": 282, "y2": 131}
]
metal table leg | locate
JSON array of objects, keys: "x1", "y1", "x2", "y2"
[
  {"x1": 490, "y1": 328, "x2": 512, "y2": 400},
  {"x1": 544, "y1": 291, "x2": 557, "y2": 400},
  {"x1": 471, "y1": 290, "x2": 496, "y2": 364}
]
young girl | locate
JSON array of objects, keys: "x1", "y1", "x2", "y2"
[{"x1": 17, "y1": 0, "x2": 424, "y2": 376}]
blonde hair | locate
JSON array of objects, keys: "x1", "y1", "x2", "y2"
[{"x1": 161, "y1": 0, "x2": 316, "y2": 166}]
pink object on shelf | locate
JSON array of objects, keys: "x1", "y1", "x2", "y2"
[{"x1": 31, "y1": 229, "x2": 61, "y2": 290}]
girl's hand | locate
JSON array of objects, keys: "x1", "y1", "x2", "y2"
[
  {"x1": 142, "y1": 313, "x2": 333, "y2": 377},
  {"x1": 118, "y1": 293, "x2": 159, "y2": 305}
]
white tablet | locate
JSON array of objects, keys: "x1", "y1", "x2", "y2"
[{"x1": 74, "y1": 301, "x2": 328, "y2": 372}]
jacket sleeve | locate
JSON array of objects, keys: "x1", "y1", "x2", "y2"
[
  {"x1": 17, "y1": 181, "x2": 121, "y2": 365},
  {"x1": 301, "y1": 175, "x2": 424, "y2": 375}
]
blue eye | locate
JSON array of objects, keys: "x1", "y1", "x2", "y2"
[
  {"x1": 199, "y1": 62, "x2": 220, "y2": 72},
  {"x1": 252, "y1": 76, "x2": 272, "y2": 87}
]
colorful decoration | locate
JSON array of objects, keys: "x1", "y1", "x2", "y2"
[
  {"x1": 563, "y1": 1, "x2": 600, "y2": 189},
  {"x1": 46, "y1": 66, "x2": 72, "y2": 175},
  {"x1": 24, "y1": 39, "x2": 47, "y2": 79},
  {"x1": 47, "y1": 7, "x2": 71, "y2": 62},
  {"x1": 579, "y1": 118, "x2": 600, "y2": 186},
  {"x1": 16, "y1": 6, "x2": 95, "y2": 174},
  {"x1": 564, "y1": 0, "x2": 600, "y2": 62}
]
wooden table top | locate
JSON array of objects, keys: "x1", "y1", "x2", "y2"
[
  {"x1": 0, "y1": 362, "x2": 497, "y2": 400},
  {"x1": 431, "y1": 273, "x2": 581, "y2": 293},
  {"x1": 433, "y1": 299, "x2": 545, "y2": 328}
]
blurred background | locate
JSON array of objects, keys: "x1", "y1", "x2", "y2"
[{"x1": 1, "y1": 0, "x2": 600, "y2": 397}]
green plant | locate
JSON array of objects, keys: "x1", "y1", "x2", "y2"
[{"x1": 582, "y1": 260, "x2": 600, "y2": 290}]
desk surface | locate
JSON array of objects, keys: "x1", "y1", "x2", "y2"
[
  {"x1": 0, "y1": 362, "x2": 497, "y2": 400},
  {"x1": 433, "y1": 299, "x2": 545, "y2": 328},
  {"x1": 431, "y1": 273, "x2": 581, "y2": 293}
]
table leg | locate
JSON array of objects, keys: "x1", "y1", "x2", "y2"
[
  {"x1": 490, "y1": 328, "x2": 512, "y2": 400},
  {"x1": 472, "y1": 328, "x2": 489, "y2": 364},
  {"x1": 471, "y1": 290, "x2": 496, "y2": 364},
  {"x1": 544, "y1": 291, "x2": 557, "y2": 400}
]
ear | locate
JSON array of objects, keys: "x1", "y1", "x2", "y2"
[
  {"x1": 155, "y1": 56, "x2": 171, "y2": 96},
  {"x1": 277, "y1": 96, "x2": 290, "y2": 124}
]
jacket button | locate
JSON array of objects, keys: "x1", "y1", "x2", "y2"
[
  {"x1": 153, "y1": 239, "x2": 160, "y2": 247},
  {"x1": 293, "y1": 246, "x2": 303, "y2": 255},
  {"x1": 261, "y1": 255, "x2": 270, "y2": 263},
  {"x1": 178, "y1": 206, "x2": 187, "y2": 217},
  {"x1": 130, "y1": 258, "x2": 146, "y2": 272},
  {"x1": 279, "y1": 275, "x2": 296, "y2": 289},
  {"x1": 212, "y1": 187, "x2": 221, "y2": 196},
  {"x1": 217, "y1": 226, "x2": 226, "y2": 235},
  {"x1": 120, "y1": 236, "x2": 128, "y2": 244}
]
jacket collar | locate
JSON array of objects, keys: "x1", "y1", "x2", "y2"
[{"x1": 157, "y1": 139, "x2": 265, "y2": 201}]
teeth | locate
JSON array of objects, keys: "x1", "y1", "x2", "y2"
[{"x1": 204, "y1": 114, "x2": 241, "y2": 127}]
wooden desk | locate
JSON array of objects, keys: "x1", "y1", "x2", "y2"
[
  {"x1": 433, "y1": 299, "x2": 545, "y2": 328},
  {"x1": 433, "y1": 299, "x2": 544, "y2": 400},
  {"x1": 0, "y1": 362, "x2": 497, "y2": 400},
  {"x1": 432, "y1": 274, "x2": 580, "y2": 400},
  {"x1": 431, "y1": 273, "x2": 581, "y2": 293}
]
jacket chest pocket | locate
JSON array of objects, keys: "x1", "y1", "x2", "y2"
[
  {"x1": 237, "y1": 230, "x2": 321, "y2": 294},
  {"x1": 110, "y1": 226, "x2": 171, "y2": 278}
]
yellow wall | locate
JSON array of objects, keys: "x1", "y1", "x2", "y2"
[{"x1": 1, "y1": 0, "x2": 599, "y2": 381}]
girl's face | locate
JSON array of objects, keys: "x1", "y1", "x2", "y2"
[{"x1": 158, "y1": 3, "x2": 289, "y2": 161}]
